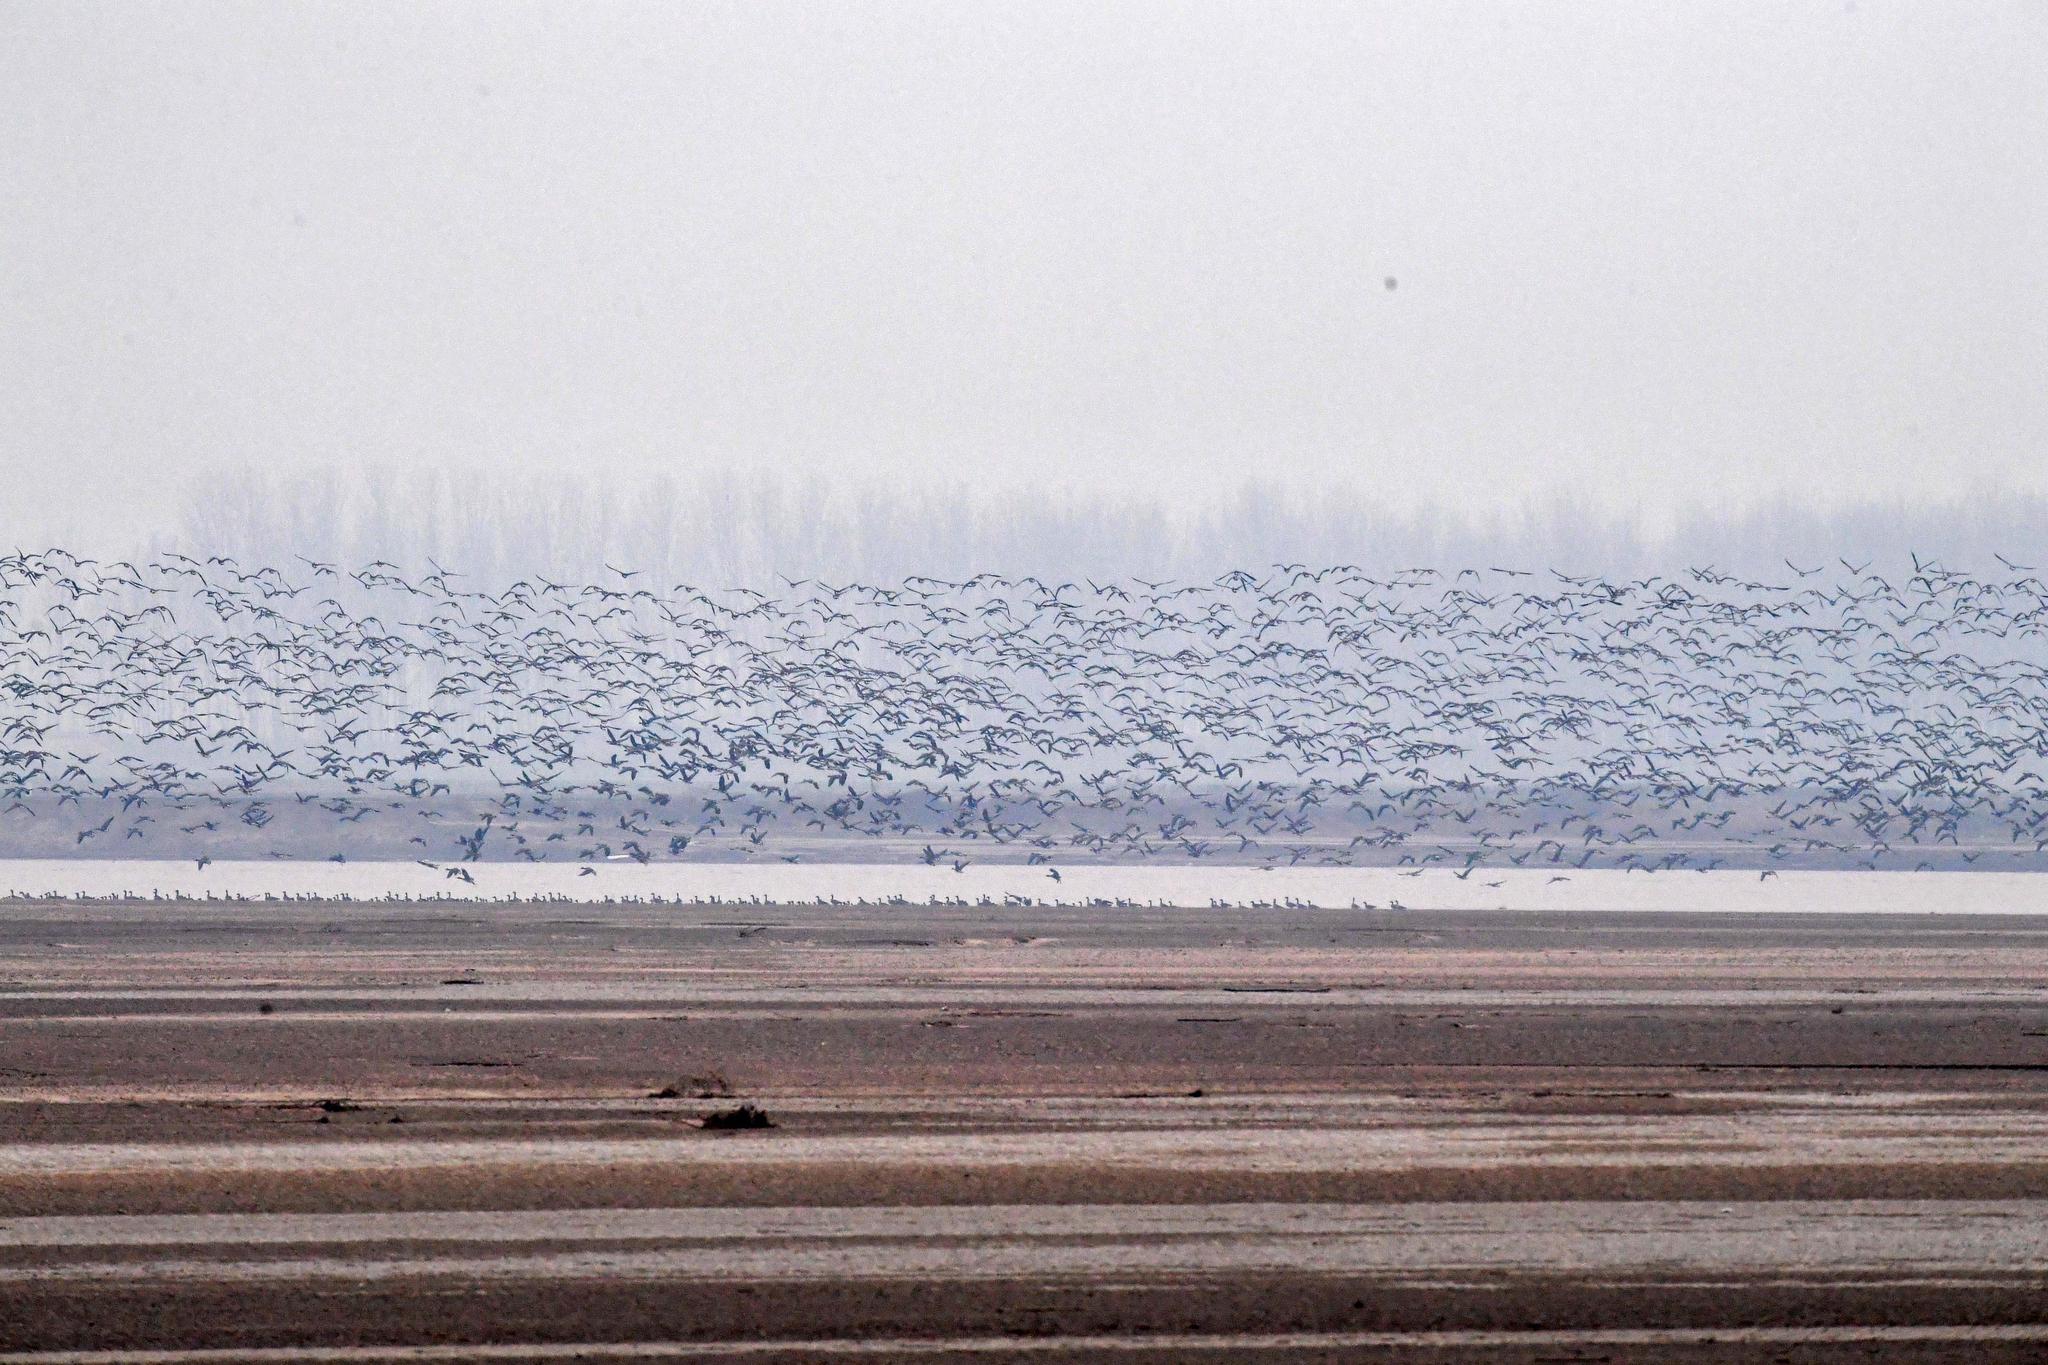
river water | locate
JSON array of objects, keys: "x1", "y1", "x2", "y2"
[{"x1": 6, "y1": 859, "x2": 2048, "y2": 913}]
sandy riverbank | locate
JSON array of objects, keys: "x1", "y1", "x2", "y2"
[{"x1": 1, "y1": 898, "x2": 2045, "y2": 1360}]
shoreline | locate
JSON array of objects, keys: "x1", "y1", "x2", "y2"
[{"x1": 16, "y1": 862, "x2": 2048, "y2": 912}]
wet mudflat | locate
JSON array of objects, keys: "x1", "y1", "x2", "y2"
[{"x1": 1, "y1": 897, "x2": 2046, "y2": 1361}]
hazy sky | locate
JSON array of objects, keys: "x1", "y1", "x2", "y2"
[{"x1": 4, "y1": 2, "x2": 2045, "y2": 542}]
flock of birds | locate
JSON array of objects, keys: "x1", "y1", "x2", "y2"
[{"x1": 6, "y1": 546, "x2": 2048, "y2": 875}]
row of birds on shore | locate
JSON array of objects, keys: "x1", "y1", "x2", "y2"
[{"x1": 6, "y1": 547, "x2": 2048, "y2": 872}]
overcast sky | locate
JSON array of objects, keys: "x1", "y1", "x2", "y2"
[{"x1": 4, "y1": 1, "x2": 2045, "y2": 543}]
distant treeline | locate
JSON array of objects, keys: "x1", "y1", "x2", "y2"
[{"x1": 90, "y1": 465, "x2": 2048, "y2": 587}]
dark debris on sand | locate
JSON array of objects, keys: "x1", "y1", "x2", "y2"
[{"x1": 698, "y1": 1103, "x2": 775, "y2": 1131}]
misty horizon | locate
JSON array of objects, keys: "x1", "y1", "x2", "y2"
[{"x1": 67, "y1": 463, "x2": 2048, "y2": 586}]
